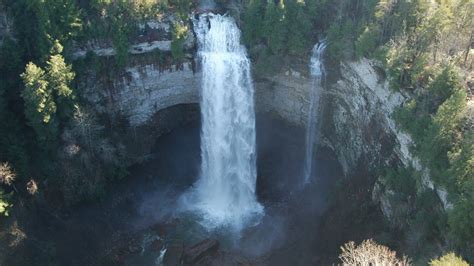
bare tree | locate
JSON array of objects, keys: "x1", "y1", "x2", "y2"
[
  {"x1": 0, "y1": 162, "x2": 16, "y2": 186},
  {"x1": 339, "y1": 239, "x2": 411, "y2": 266}
]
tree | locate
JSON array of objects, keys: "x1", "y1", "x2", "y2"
[
  {"x1": 3, "y1": 0, "x2": 82, "y2": 61},
  {"x1": 263, "y1": 0, "x2": 288, "y2": 55},
  {"x1": 285, "y1": 0, "x2": 312, "y2": 55},
  {"x1": 21, "y1": 40, "x2": 76, "y2": 149},
  {"x1": 429, "y1": 66, "x2": 463, "y2": 109},
  {"x1": 430, "y1": 252, "x2": 469, "y2": 266},
  {"x1": 46, "y1": 41, "x2": 75, "y2": 120},
  {"x1": 21, "y1": 62, "x2": 59, "y2": 147},
  {"x1": 339, "y1": 239, "x2": 411, "y2": 265},
  {"x1": 242, "y1": 0, "x2": 266, "y2": 46},
  {"x1": 110, "y1": 7, "x2": 132, "y2": 67},
  {"x1": 171, "y1": 21, "x2": 189, "y2": 61},
  {"x1": 0, "y1": 162, "x2": 17, "y2": 186},
  {"x1": 355, "y1": 24, "x2": 380, "y2": 58},
  {"x1": 0, "y1": 162, "x2": 17, "y2": 216},
  {"x1": 448, "y1": 193, "x2": 474, "y2": 246}
]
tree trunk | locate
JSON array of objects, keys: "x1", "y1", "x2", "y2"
[{"x1": 463, "y1": 31, "x2": 473, "y2": 66}]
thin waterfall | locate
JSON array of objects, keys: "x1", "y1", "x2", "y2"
[
  {"x1": 303, "y1": 42, "x2": 327, "y2": 184},
  {"x1": 180, "y1": 13, "x2": 263, "y2": 230}
]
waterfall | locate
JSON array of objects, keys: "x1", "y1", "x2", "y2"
[
  {"x1": 180, "y1": 14, "x2": 263, "y2": 231},
  {"x1": 303, "y1": 42, "x2": 326, "y2": 184}
]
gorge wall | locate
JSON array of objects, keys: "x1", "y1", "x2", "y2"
[{"x1": 76, "y1": 17, "x2": 448, "y2": 226}]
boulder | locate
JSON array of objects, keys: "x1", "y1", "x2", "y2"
[
  {"x1": 163, "y1": 243, "x2": 184, "y2": 266},
  {"x1": 150, "y1": 238, "x2": 163, "y2": 251},
  {"x1": 183, "y1": 239, "x2": 219, "y2": 264}
]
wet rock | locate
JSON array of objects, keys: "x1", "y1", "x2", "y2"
[
  {"x1": 150, "y1": 219, "x2": 180, "y2": 236},
  {"x1": 196, "y1": 250, "x2": 251, "y2": 266},
  {"x1": 127, "y1": 239, "x2": 141, "y2": 254},
  {"x1": 183, "y1": 239, "x2": 219, "y2": 265},
  {"x1": 163, "y1": 242, "x2": 184, "y2": 266},
  {"x1": 150, "y1": 223, "x2": 167, "y2": 236},
  {"x1": 150, "y1": 238, "x2": 163, "y2": 251}
]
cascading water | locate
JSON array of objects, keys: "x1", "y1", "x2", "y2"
[
  {"x1": 303, "y1": 42, "x2": 327, "y2": 184},
  {"x1": 180, "y1": 14, "x2": 263, "y2": 231}
]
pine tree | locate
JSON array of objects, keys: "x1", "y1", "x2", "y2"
[
  {"x1": 21, "y1": 61, "x2": 58, "y2": 147},
  {"x1": 263, "y1": 0, "x2": 288, "y2": 55},
  {"x1": 285, "y1": 0, "x2": 312, "y2": 55},
  {"x1": 242, "y1": 0, "x2": 266, "y2": 46},
  {"x1": 20, "y1": 40, "x2": 76, "y2": 149}
]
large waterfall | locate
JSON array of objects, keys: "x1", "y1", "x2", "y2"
[
  {"x1": 180, "y1": 14, "x2": 263, "y2": 231},
  {"x1": 303, "y1": 42, "x2": 326, "y2": 184}
]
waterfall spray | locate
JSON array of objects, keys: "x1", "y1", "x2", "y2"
[
  {"x1": 180, "y1": 14, "x2": 263, "y2": 231},
  {"x1": 303, "y1": 42, "x2": 327, "y2": 184}
]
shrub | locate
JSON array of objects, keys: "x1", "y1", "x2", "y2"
[
  {"x1": 0, "y1": 188, "x2": 13, "y2": 216},
  {"x1": 430, "y1": 252, "x2": 469, "y2": 266},
  {"x1": 339, "y1": 239, "x2": 411, "y2": 265},
  {"x1": 171, "y1": 21, "x2": 189, "y2": 61}
]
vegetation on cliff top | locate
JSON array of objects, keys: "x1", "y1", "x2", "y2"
[
  {"x1": 242, "y1": 0, "x2": 472, "y2": 261},
  {"x1": 0, "y1": 0, "x2": 472, "y2": 264}
]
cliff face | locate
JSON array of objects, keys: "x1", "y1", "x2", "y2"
[
  {"x1": 80, "y1": 61, "x2": 200, "y2": 127},
  {"x1": 76, "y1": 15, "x2": 448, "y2": 225},
  {"x1": 253, "y1": 59, "x2": 451, "y2": 223},
  {"x1": 317, "y1": 59, "x2": 451, "y2": 219},
  {"x1": 255, "y1": 69, "x2": 311, "y2": 126}
]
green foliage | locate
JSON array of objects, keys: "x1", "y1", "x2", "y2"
[
  {"x1": 411, "y1": 189, "x2": 447, "y2": 242},
  {"x1": 385, "y1": 41, "x2": 429, "y2": 89},
  {"x1": 421, "y1": 89, "x2": 467, "y2": 185},
  {"x1": 21, "y1": 62, "x2": 59, "y2": 147},
  {"x1": 326, "y1": 20, "x2": 358, "y2": 60},
  {"x1": 381, "y1": 165, "x2": 417, "y2": 197},
  {"x1": 430, "y1": 252, "x2": 469, "y2": 266},
  {"x1": 171, "y1": 21, "x2": 189, "y2": 60},
  {"x1": 263, "y1": 0, "x2": 288, "y2": 55},
  {"x1": 393, "y1": 64, "x2": 472, "y2": 251},
  {"x1": 169, "y1": 0, "x2": 193, "y2": 20},
  {"x1": 47, "y1": 41, "x2": 76, "y2": 119},
  {"x1": 318, "y1": 0, "x2": 378, "y2": 60},
  {"x1": 448, "y1": 194, "x2": 474, "y2": 246},
  {"x1": 130, "y1": 0, "x2": 167, "y2": 20},
  {"x1": 448, "y1": 133, "x2": 474, "y2": 194},
  {"x1": 284, "y1": 0, "x2": 311, "y2": 55},
  {"x1": 3, "y1": 0, "x2": 82, "y2": 61},
  {"x1": 394, "y1": 66, "x2": 467, "y2": 184},
  {"x1": 242, "y1": 0, "x2": 266, "y2": 46},
  {"x1": 20, "y1": 41, "x2": 76, "y2": 149},
  {"x1": 355, "y1": 24, "x2": 380, "y2": 58},
  {"x1": 0, "y1": 38, "x2": 30, "y2": 176},
  {"x1": 428, "y1": 66, "x2": 463, "y2": 108},
  {"x1": 0, "y1": 188, "x2": 13, "y2": 216},
  {"x1": 107, "y1": 2, "x2": 135, "y2": 67},
  {"x1": 85, "y1": 0, "x2": 193, "y2": 66},
  {"x1": 242, "y1": 0, "x2": 318, "y2": 57},
  {"x1": 113, "y1": 28, "x2": 131, "y2": 68},
  {"x1": 0, "y1": 162, "x2": 16, "y2": 216}
]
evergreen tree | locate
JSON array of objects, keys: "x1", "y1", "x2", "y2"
[
  {"x1": 20, "y1": 41, "x2": 76, "y2": 150},
  {"x1": 285, "y1": 0, "x2": 312, "y2": 55},
  {"x1": 46, "y1": 41, "x2": 76, "y2": 120},
  {"x1": 21, "y1": 62, "x2": 59, "y2": 148},
  {"x1": 242, "y1": 0, "x2": 266, "y2": 46},
  {"x1": 263, "y1": 0, "x2": 288, "y2": 55}
]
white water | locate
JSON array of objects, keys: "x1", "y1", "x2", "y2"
[
  {"x1": 180, "y1": 14, "x2": 263, "y2": 231},
  {"x1": 303, "y1": 42, "x2": 327, "y2": 184}
]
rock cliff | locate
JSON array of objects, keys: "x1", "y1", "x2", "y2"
[{"x1": 76, "y1": 17, "x2": 449, "y2": 225}]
